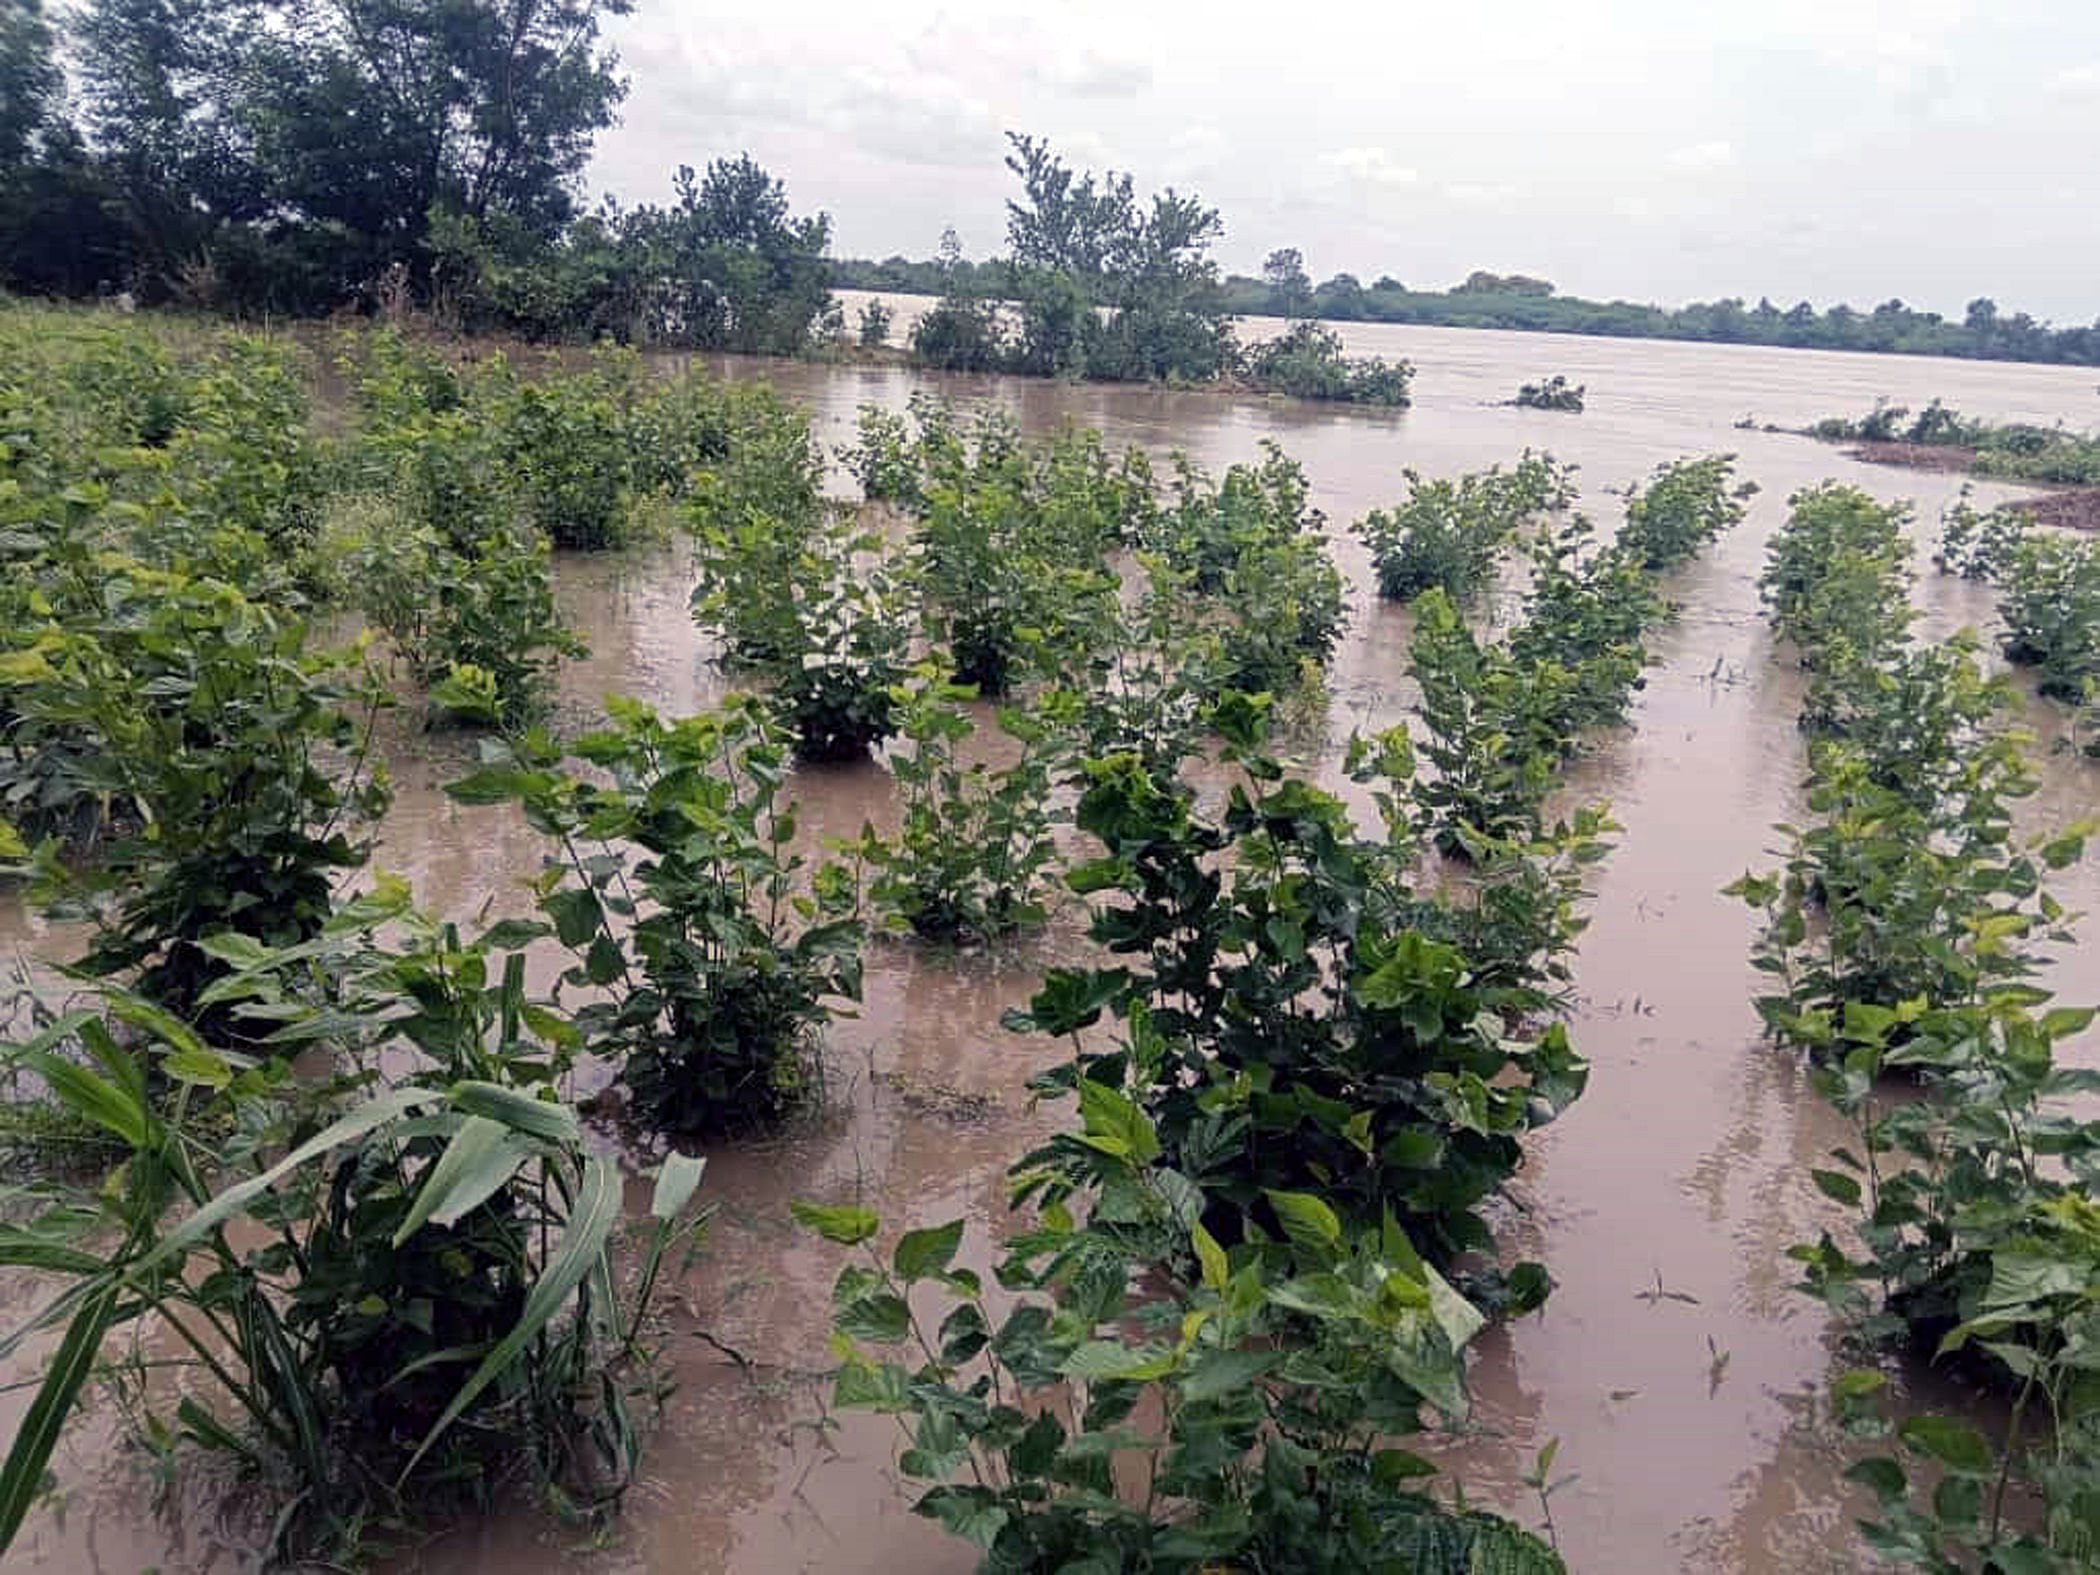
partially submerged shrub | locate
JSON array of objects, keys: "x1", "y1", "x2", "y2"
[
  {"x1": 3, "y1": 561, "x2": 391, "y2": 1021},
  {"x1": 0, "y1": 909, "x2": 711, "y2": 1562},
  {"x1": 1353, "y1": 451, "x2": 1576, "y2": 602},
  {"x1": 867, "y1": 674, "x2": 1071, "y2": 944},
  {"x1": 447, "y1": 696, "x2": 866, "y2": 1136},
  {"x1": 1512, "y1": 375, "x2": 1583, "y2": 412},
  {"x1": 1243, "y1": 321, "x2": 1414, "y2": 406}
]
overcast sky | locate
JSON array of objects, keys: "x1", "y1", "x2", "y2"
[{"x1": 587, "y1": 0, "x2": 2100, "y2": 323}]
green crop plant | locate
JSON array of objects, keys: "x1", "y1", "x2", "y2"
[
  {"x1": 1407, "y1": 590, "x2": 1561, "y2": 851},
  {"x1": 0, "y1": 914, "x2": 711, "y2": 1563},
  {"x1": 1003, "y1": 695, "x2": 1588, "y2": 1296},
  {"x1": 771, "y1": 520, "x2": 916, "y2": 761},
  {"x1": 1614, "y1": 454, "x2": 1752, "y2": 574},
  {"x1": 1507, "y1": 516, "x2": 1662, "y2": 734},
  {"x1": 914, "y1": 428, "x2": 1124, "y2": 696},
  {"x1": 1934, "y1": 491, "x2": 2027, "y2": 581},
  {"x1": 1728, "y1": 735, "x2": 2082, "y2": 1056},
  {"x1": 1998, "y1": 532, "x2": 2100, "y2": 702},
  {"x1": 798, "y1": 1084, "x2": 1564, "y2": 1572},
  {"x1": 2, "y1": 560, "x2": 391, "y2": 1024},
  {"x1": 446, "y1": 695, "x2": 866, "y2": 1136},
  {"x1": 1757, "y1": 483, "x2": 1915, "y2": 730},
  {"x1": 1353, "y1": 451, "x2": 1577, "y2": 602},
  {"x1": 866, "y1": 672, "x2": 1073, "y2": 944},
  {"x1": 1144, "y1": 444, "x2": 1346, "y2": 693}
]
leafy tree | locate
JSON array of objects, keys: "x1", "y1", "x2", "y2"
[
  {"x1": 1261, "y1": 245, "x2": 1311, "y2": 318},
  {"x1": 1002, "y1": 131, "x2": 1234, "y2": 383},
  {"x1": 69, "y1": 0, "x2": 633, "y2": 306},
  {"x1": 0, "y1": 0, "x2": 61, "y2": 168}
]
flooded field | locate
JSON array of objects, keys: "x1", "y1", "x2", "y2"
[{"x1": 6, "y1": 320, "x2": 2097, "y2": 1573}]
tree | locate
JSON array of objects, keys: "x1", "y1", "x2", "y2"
[
  {"x1": 0, "y1": 0, "x2": 61, "y2": 167},
  {"x1": 71, "y1": 0, "x2": 634, "y2": 305},
  {"x1": 1002, "y1": 131, "x2": 1232, "y2": 383},
  {"x1": 1262, "y1": 246, "x2": 1312, "y2": 318}
]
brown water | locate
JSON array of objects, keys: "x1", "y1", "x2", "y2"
[{"x1": 6, "y1": 322, "x2": 2098, "y2": 1573}]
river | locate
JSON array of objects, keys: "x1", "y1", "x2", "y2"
[{"x1": 5, "y1": 312, "x2": 2096, "y2": 1573}]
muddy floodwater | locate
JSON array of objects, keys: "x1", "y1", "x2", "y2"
[{"x1": 6, "y1": 316, "x2": 2100, "y2": 1573}]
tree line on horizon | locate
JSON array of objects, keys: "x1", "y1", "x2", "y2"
[{"x1": 836, "y1": 246, "x2": 2100, "y2": 369}]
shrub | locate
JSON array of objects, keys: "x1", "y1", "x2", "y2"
[
  {"x1": 1353, "y1": 452, "x2": 1576, "y2": 602},
  {"x1": 348, "y1": 510, "x2": 585, "y2": 729},
  {"x1": 3, "y1": 561, "x2": 391, "y2": 1022},
  {"x1": 768, "y1": 520, "x2": 915, "y2": 761},
  {"x1": 868, "y1": 675, "x2": 1071, "y2": 943},
  {"x1": 1513, "y1": 375, "x2": 1584, "y2": 412},
  {"x1": 1934, "y1": 492, "x2": 2027, "y2": 581},
  {"x1": 799, "y1": 1113, "x2": 1565, "y2": 1573},
  {"x1": 1998, "y1": 533, "x2": 2100, "y2": 701},
  {"x1": 1615, "y1": 453, "x2": 1752, "y2": 573},
  {"x1": 1008, "y1": 699, "x2": 1589, "y2": 1286},
  {"x1": 855, "y1": 298, "x2": 892, "y2": 348},
  {"x1": 1244, "y1": 321, "x2": 1413, "y2": 406},
  {"x1": 446, "y1": 695, "x2": 867, "y2": 1136},
  {"x1": 1146, "y1": 444, "x2": 1346, "y2": 693},
  {"x1": 914, "y1": 412, "x2": 1125, "y2": 695},
  {"x1": 685, "y1": 398, "x2": 829, "y2": 666},
  {"x1": 0, "y1": 914, "x2": 712, "y2": 1562}
]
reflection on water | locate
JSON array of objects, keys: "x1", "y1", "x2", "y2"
[{"x1": 7, "y1": 325, "x2": 2098, "y2": 1573}]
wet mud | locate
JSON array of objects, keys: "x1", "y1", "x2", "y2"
[{"x1": 7, "y1": 320, "x2": 2100, "y2": 1572}]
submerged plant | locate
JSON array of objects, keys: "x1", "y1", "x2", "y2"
[
  {"x1": 867, "y1": 674, "x2": 1072, "y2": 945},
  {"x1": 447, "y1": 695, "x2": 866, "y2": 1136},
  {"x1": 0, "y1": 921, "x2": 711, "y2": 1562}
]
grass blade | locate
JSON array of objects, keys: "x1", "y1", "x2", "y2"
[
  {"x1": 0, "y1": 1281, "x2": 118, "y2": 1551},
  {"x1": 392, "y1": 1116, "x2": 531, "y2": 1246},
  {"x1": 398, "y1": 1155, "x2": 622, "y2": 1486},
  {"x1": 136, "y1": 1086, "x2": 441, "y2": 1273}
]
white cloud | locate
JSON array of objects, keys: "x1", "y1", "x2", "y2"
[
  {"x1": 1037, "y1": 44, "x2": 1153, "y2": 97},
  {"x1": 1443, "y1": 181, "x2": 1518, "y2": 208},
  {"x1": 1318, "y1": 147, "x2": 1419, "y2": 186},
  {"x1": 1667, "y1": 140, "x2": 1737, "y2": 170}
]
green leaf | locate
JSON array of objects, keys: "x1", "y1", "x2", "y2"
[
  {"x1": 400, "y1": 1154, "x2": 622, "y2": 1485},
  {"x1": 893, "y1": 1220, "x2": 964, "y2": 1283},
  {"x1": 1371, "y1": 1448, "x2": 1439, "y2": 1484},
  {"x1": 1179, "y1": 1347, "x2": 1279, "y2": 1403},
  {"x1": 14, "y1": 1048, "x2": 152, "y2": 1151},
  {"x1": 392, "y1": 1116, "x2": 531, "y2": 1246},
  {"x1": 1264, "y1": 1190, "x2": 1342, "y2": 1255},
  {"x1": 914, "y1": 1485, "x2": 1010, "y2": 1550},
  {"x1": 1897, "y1": 1414, "x2": 1993, "y2": 1475},
  {"x1": 836, "y1": 1293, "x2": 912, "y2": 1343},
  {"x1": 1061, "y1": 1340, "x2": 1178, "y2": 1382},
  {"x1": 1076, "y1": 1078, "x2": 1160, "y2": 1166},
  {"x1": 1809, "y1": 1169, "x2": 1863, "y2": 1207},
  {"x1": 138, "y1": 1086, "x2": 442, "y2": 1274},
  {"x1": 793, "y1": 1201, "x2": 880, "y2": 1246},
  {"x1": 1844, "y1": 1456, "x2": 1907, "y2": 1505},
  {"x1": 448, "y1": 1082, "x2": 578, "y2": 1143},
  {"x1": 162, "y1": 1045, "x2": 235, "y2": 1090},
  {"x1": 651, "y1": 1153, "x2": 707, "y2": 1220},
  {"x1": 1192, "y1": 1223, "x2": 1229, "y2": 1291},
  {"x1": 833, "y1": 1356, "x2": 913, "y2": 1412},
  {"x1": 542, "y1": 886, "x2": 605, "y2": 947},
  {"x1": 0, "y1": 1281, "x2": 118, "y2": 1551}
]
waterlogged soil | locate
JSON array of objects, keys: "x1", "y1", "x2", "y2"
[{"x1": 7, "y1": 323, "x2": 2100, "y2": 1572}]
